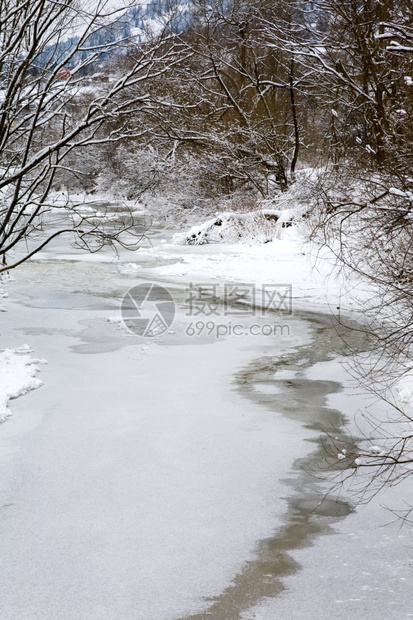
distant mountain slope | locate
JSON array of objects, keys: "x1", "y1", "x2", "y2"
[{"x1": 36, "y1": 1, "x2": 192, "y2": 73}]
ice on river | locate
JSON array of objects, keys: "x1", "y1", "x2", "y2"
[{"x1": 1, "y1": 226, "x2": 413, "y2": 620}]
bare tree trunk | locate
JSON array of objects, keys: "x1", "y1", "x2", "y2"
[{"x1": 289, "y1": 57, "x2": 299, "y2": 179}]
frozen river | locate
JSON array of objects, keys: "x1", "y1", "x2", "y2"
[{"x1": 1, "y1": 229, "x2": 413, "y2": 619}]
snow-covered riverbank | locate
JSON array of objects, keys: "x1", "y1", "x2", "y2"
[
  {"x1": 0, "y1": 345, "x2": 45, "y2": 423},
  {"x1": 101, "y1": 223, "x2": 366, "y2": 315}
]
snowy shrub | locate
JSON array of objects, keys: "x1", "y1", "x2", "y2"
[{"x1": 174, "y1": 208, "x2": 298, "y2": 245}]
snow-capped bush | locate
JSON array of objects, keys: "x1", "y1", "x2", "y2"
[{"x1": 174, "y1": 208, "x2": 298, "y2": 245}]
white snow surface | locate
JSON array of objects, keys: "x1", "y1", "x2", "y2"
[
  {"x1": 396, "y1": 368, "x2": 413, "y2": 407},
  {"x1": 129, "y1": 225, "x2": 366, "y2": 314},
  {"x1": 0, "y1": 346, "x2": 45, "y2": 422}
]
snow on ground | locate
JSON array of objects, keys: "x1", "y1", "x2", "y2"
[
  {"x1": 396, "y1": 368, "x2": 413, "y2": 407},
  {"x1": 0, "y1": 287, "x2": 7, "y2": 312},
  {"x1": 0, "y1": 346, "x2": 46, "y2": 422},
  {"x1": 127, "y1": 224, "x2": 367, "y2": 314}
]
